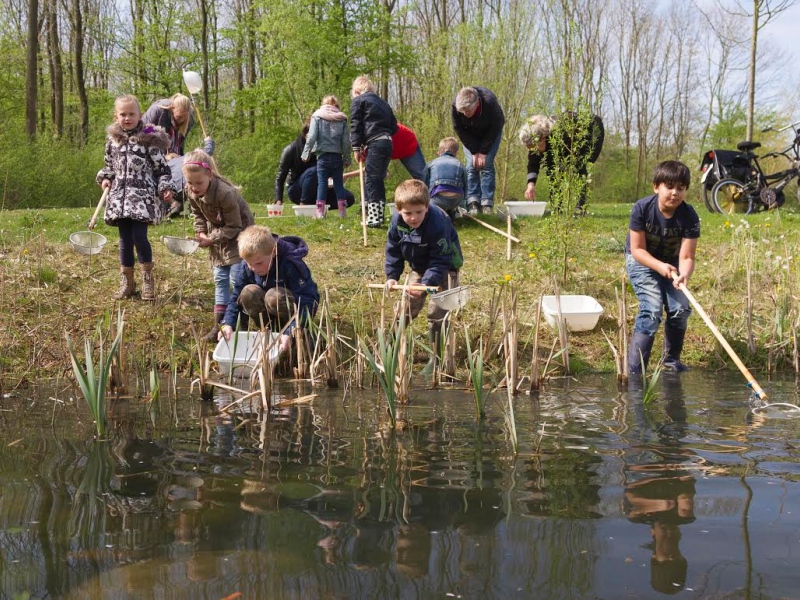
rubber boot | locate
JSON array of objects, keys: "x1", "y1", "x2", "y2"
[
  {"x1": 140, "y1": 262, "x2": 155, "y2": 301},
  {"x1": 628, "y1": 331, "x2": 655, "y2": 375},
  {"x1": 315, "y1": 200, "x2": 326, "y2": 219},
  {"x1": 663, "y1": 324, "x2": 689, "y2": 372},
  {"x1": 204, "y1": 311, "x2": 225, "y2": 342},
  {"x1": 337, "y1": 199, "x2": 347, "y2": 218},
  {"x1": 112, "y1": 266, "x2": 136, "y2": 300},
  {"x1": 366, "y1": 201, "x2": 385, "y2": 228},
  {"x1": 421, "y1": 325, "x2": 440, "y2": 375}
]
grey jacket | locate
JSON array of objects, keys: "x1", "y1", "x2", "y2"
[{"x1": 302, "y1": 106, "x2": 352, "y2": 161}]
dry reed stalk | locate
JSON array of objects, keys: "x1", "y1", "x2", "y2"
[
  {"x1": 552, "y1": 280, "x2": 570, "y2": 375},
  {"x1": 482, "y1": 288, "x2": 502, "y2": 363},
  {"x1": 190, "y1": 324, "x2": 213, "y2": 400},
  {"x1": 746, "y1": 247, "x2": 756, "y2": 355},
  {"x1": 502, "y1": 284, "x2": 519, "y2": 394},
  {"x1": 443, "y1": 313, "x2": 456, "y2": 378},
  {"x1": 529, "y1": 296, "x2": 542, "y2": 393},
  {"x1": 323, "y1": 291, "x2": 339, "y2": 387},
  {"x1": 396, "y1": 275, "x2": 411, "y2": 403},
  {"x1": 792, "y1": 314, "x2": 799, "y2": 373},
  {"x1": 614, "y1": 284, "x2": 628, "y2": 386}
]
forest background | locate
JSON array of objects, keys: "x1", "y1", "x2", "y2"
[{"x1": 1, "y1": 0, "x2": 799, "y2": 210}]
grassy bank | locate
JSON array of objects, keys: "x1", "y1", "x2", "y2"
[{"x1": 1, "y1": 200, "x2": 799, "y2": 387}]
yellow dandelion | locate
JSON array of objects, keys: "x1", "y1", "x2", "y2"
[
  {"x1": 529, "y1": 252, "x2": 536, "y2": 258},
  {"x1": 724, "y1": 220, "x2": 731, "y2": 227},
  {"x1": 504, "y1": 274, "x2": 512, "y2": 282}
]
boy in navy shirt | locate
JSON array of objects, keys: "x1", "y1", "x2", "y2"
[
  {"x1": 385, "y1": 179, "x2": 463, "y2": 373},
  {"x1": 626, "y1": 161, "x2": 700, "y2": 374}
]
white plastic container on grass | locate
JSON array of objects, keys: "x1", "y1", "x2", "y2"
[
  {"x1": 293, "y1": 204, "x2": 327, "y2": 217},
  {"x1": 213, "y1": 332, "x2": 281, "y2": 377},
  {"x1": 541, "y1": 295, "x2": 604, "y2": 332},
  {"x1": 504, "y1": 201, "x2": 547, "y2": 217}
]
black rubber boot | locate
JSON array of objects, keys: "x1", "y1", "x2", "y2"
[
  {"x1": 663, "y1": 324, "x2": 688, "y2": 372},
  {"x1": 628, "y1": 331, "x2": 655, "y2": 375},
  {"x1": 421, "y1": 324, "x2": 441, "y2": 375}
]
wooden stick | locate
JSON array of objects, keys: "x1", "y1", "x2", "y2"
[
  {"x1": 672, "y1": 273, "x2": 768, "y2": 399},
  {"x1": 459, "y1": 210, "x2": 521, "y2": 242},
  {"x1": 367, "y1": 283, "x2": 440, "y2": 293},
  {"x1": 88, "y1": 188, "x2": 109, "y2": 230},
  {"x1": 359, "y1": 160, "x2": 368, "y2": 246},
  {"x1": 506, "y1": 211, "x2": 512, "y2": 260},
  {"x1": 190, "y1": 96, "x2": 208, "y2": 138}
]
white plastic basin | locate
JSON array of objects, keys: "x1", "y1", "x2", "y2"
[
  {"x1": 541, "y1": 295, "x2": 603, "y2": 332},
  {"x1": 293, "y1": 204, "x2": 327, "y2": 217},
  {"x1": 504, "y1": 201, "x2": 547, "y2": 217},
  {"x1": 213, "y1": 332, "x2": 281, "y2": 376}
]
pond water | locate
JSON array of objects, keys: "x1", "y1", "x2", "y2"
[{"x1": 1, "y1": 372, "x2": 800, "y2": 599}]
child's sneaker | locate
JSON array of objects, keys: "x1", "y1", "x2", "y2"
[
  {"x1": 315, "y1": 201, "x2": 326, "y2": 219},
  {"x1": 337, "y1": 199, "x2": 347, "y2": 218}
]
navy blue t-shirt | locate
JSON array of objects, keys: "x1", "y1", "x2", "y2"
[{"x1": 624, "y1": 194, "x2": 700, "y2": 264}]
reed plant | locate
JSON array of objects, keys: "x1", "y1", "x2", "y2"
[
  {"x1": 65, "y1": 309, "x2": 125, "y2": 438},
  {"x1": 641, "y1": 355, "x2": 663, "y2": 405},
  {"x1": 359, "y1": 306, "x2": 413, "y2": 428},
  {"x1": 464, "y1": 327, "x2": 487, "y2": 421}
]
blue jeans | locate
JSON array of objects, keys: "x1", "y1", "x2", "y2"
[
  {"x1": 400, "y1": 146, "x2": 426, "y2": 180},
  {"x1": 316, "y1": 153, "x2": 347, "y2": 202},
  {"x1": 288, "y1": 167, "x2": 355, "y2": 208},
  {"x1": 626, "y1": 254, "x2": 690, "y2": 335},
  {"x1": 463, "y1": 131, "x2": 502, "y2": 206},
  {"x1": 365, "y1": 137, "x2": 393, "y2": 203},
  {"x1": 431, "y1": 193, "x2": 465, "y2": 215},
  {"x1": 213, "y1": 261, "x2": 244, "y2": 307}
]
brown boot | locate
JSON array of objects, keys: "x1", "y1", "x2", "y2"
[
  {"x1": 140, "y1": 262, "x2": 155, "y2": 301},
  {"x1": 112, "y1": 266, "x2": 136, "y2": 300},
  {"x1": 204, "y1": 312, "x2": 225, "y2": 342}
]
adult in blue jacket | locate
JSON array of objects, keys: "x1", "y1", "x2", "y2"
[{"x1": 451, "y1": 86, "x2": 505, "y2": 215}]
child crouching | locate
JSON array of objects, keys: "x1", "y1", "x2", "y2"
[
  {"x1": 385, "y1": 179, "x2": 463, "y2": 373},
  {"x1": 221, "y1": 226, "x2": 319, "y2": 355}
]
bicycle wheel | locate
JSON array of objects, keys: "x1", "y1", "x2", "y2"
[
  {"x1": 712, "y1": 179, "x2": 753, "y2": 214},
  {"x1": 701, "y1": 178, "x2": 717, "y2": 213}
]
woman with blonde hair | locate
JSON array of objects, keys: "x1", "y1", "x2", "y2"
[{"x1": 143, "y1": 93, "x2": 195, "y2": 155}]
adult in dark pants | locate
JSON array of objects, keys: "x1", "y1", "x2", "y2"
[
  {"x1": 451, "y1": 86, "x2": 505, "y2": 215},
  {"x1": 519, "y1": 112, "x2": 604, "y2": 215},
  {"x1": 275, "y1": 120, "x2": 355, "y2": 209},
  {"x1": 350, "y1": 75, "x2": 398, "y2": 228}
]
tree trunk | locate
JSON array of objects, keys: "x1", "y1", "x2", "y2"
[
  {"x1": 26, "y1": 0, "x2": 39, "y2": 140},
  {"x1": 45, "y1": 0, "x2": 64, "y2": 138},
  {"x1": 71, "y1": 0, "x2": 89, "y2": 145}
]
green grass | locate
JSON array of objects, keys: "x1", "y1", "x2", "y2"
[{"x1": 2, "y1": 199, "x2": 800, "y2": 384}]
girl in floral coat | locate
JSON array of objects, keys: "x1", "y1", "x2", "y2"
[{"x1": 97, "y1": 95, "x2": 175, "y2": 301}]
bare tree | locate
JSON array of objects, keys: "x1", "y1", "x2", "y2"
[{"x1": 25, "y1": 0, "x2": 39, "y2": 139}]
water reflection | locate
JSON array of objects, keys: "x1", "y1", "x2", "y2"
[{"x1": 1, "y1": 374, "x2": 800, "y2": 597}]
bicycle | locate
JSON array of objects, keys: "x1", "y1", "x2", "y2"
[{"x1": 709, "y1": 122, "x2": 800, "y2": 215}]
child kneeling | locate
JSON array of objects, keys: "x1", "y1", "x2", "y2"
[
  {"x1": 626, "y1": 161, "x2": 700, "y2": 374},
  {"x1": 385, "y1": 179, "x2": 463, "y2": 373},
  {"x1": 221, "y1": 226, "x2": 319, "y2": 355}
]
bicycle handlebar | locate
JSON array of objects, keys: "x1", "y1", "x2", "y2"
[{"x1": 761, "y1": 120, "x2": 800, "y2": 134}]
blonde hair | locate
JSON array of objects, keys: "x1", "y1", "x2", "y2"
[
  {"x1": 182, "y1": 149, "x2": 220, "y2": 178},
  {"x1": 438, "y1": 137, "x2": 459, "y2": 155},
  {"x1": 322, "y1": 95, "x2": 340, "y2": 108},
  {"x1": 351, "y1": 75, "x2": 375, "y2": 97},
  {"x1": 238, "y1": 225, "x2": 277, "y2": 260},
  {"x1": 394, "y1": 179, "x2": 430, "y2": 210},
  {"x1": 519, "y1": 115, "x2": 554, "y2": 147},
  {"x1": 159, "y1": 93, "x2": 192, "y2": 136},
  {"x1": 114, "y1": 94, "x2": 141, "y2": 115},
  {"x1": 455, "y1": 87, "x2": 479, "y2": 112}
]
